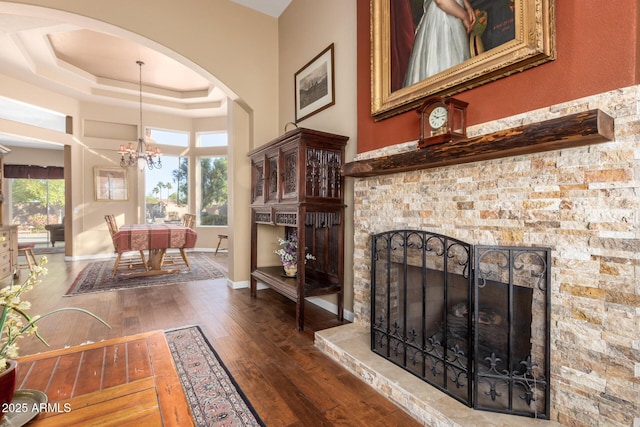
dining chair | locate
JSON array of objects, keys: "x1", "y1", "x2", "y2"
[
  {"x1": 182, "y1": 213, "x2": 195, "y2": 228},
  {"x1": 177, "y1": 213, "x2": 196, "y2": 270},
  {"x1": 162, "y1": 213, "x2": 196, "y2": 270},
  {"x1": 17, "y1": 242, "x2": 39, "y2": 271},
  {"x1": 104, "y1": 214, "x2": 148, "y2": 277}
]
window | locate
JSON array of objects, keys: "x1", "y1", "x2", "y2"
[
  {"x1": 199, "y1": 156, "x2": 227, "y2": 226},
  {"x1": 9, "y1": 178, "x2": 65, "y2": 244},
  {"x1": 145, "y1": 156, "x2": 189, "y2": 223},
  {"x1": 144, "y1": 128, "x2": 228, "y2": 227},
  {"x1": 148, "y1": 128, "x2": 189, "y2": 147},
  {"x1": 197, "y1": 131, "x2": 227, "y2": 147}
]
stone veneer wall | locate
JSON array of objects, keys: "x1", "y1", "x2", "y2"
[{"x1": 350, "y1": 87, "x2": 640, "y2": 427}]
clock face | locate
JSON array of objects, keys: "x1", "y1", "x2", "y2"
[{"x1": 428, "y1": 106, "x2": 448, "y2": 129}]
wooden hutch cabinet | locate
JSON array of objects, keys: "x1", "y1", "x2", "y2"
[{"x1": 248, "y1": 127, "x2": 348, "y2": 331}]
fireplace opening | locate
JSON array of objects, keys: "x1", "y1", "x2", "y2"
[{"x1": 371, "y1": 230, "x2": 550, "y2": 419}]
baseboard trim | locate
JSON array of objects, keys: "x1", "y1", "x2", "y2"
[
  {"x1": 227, "y1": 278, "x2": 253, "y2": 289},
  {"x1": 306, "y1": 297, "x2": 355, "y2": 322}
]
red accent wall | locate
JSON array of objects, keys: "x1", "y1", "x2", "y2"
[{"x1": 357, "y1": 0, "x2": 639, "y2": 153}]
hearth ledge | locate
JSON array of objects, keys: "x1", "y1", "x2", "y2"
[{"x1": 315, "y1": 323, "x2": 561, "y2": 427}]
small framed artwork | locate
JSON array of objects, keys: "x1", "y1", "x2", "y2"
[
  {"x1": 94, "y1": 167, "x2": 128, "y2": 201},
  {"x1": 295, "y1": 43, "x2": 335, "y2": 123}
]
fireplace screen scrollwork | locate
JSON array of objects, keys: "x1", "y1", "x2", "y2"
[{"x1": 371, "y1": 230, "x2": 550, "y2": 419}]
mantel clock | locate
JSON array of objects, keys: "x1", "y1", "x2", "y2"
[{"x1": 417, "y1": 97, "x2": 468, "y2": 149}]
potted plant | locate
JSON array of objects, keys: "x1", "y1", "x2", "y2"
[
  {"x1": 274, "y1": 230, "x2": 315, "y2": 277},
  {"x1": 0, "y1": 256, "x2": 110, "y2": 417}
]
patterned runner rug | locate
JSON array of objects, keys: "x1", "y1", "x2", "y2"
[
  {"x1": 65, "y1": 252, "x2": 225, "y2": 295},
  {"x1": 165, "y1": 326, "x2": 265, "y2": 427}
]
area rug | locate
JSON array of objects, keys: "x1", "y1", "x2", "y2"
[
  {"x1": 65, "y1": 252, "x2": 225, "y2": 295},
  {"x1": 165, "y1": 326, "x2": 265, "y2": 427}
]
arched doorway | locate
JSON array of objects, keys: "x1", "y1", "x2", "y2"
[{"x1": 0, "y1": 2, "x2": 266, "y2": 283}]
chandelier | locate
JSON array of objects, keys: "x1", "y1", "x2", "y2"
[{"x1": 118, "y1": 60, "x2": 162, "y2": 170}]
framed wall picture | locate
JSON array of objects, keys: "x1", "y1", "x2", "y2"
[
  {"x1": 94, "y1": 167, "x2": 128, "y2": 201},
  {"x1": 371, "y1": 0, "x2": 556, "y2": 120},
  {"x1": 295, "y1": 43, "x2": 335, "y2": 123}
]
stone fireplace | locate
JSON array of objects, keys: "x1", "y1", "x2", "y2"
[{"x1": 315, "y1": 88, "x2": 640, "y2": 427}]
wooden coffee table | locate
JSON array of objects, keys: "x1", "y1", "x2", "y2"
[{"x1": 15, "y1": 331, "x2": 193, "y2": 426}]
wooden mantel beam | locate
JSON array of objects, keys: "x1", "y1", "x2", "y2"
[{"x1": 342, "y1": 109, "x2": 615, "y2": 178}]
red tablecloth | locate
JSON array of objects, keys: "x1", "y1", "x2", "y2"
[{"x1": 114, "y1": 224, "x2": 197, "y2": 253}]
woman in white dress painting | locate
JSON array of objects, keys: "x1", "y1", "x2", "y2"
[{"x1": 403, "y1": 0, "x2": 476, "y2": 87}]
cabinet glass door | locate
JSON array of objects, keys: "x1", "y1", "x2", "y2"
[
  {"x1": 266, "y1": 155, "x2": 279, "y2": 203},
  {"x1": 281, "y1": 147, "x2": 299, "y2": 201}
]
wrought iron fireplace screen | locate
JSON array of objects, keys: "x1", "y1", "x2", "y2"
[{"x1": 370, "y1": 230, "x2": 551, "y2": 419}]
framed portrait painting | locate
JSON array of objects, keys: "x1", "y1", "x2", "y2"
[
  {"x1": 295, "y1": 43, "x2": 335, "y2": 122},
  {"x1": 371, "y1": 0, "x2": 556, "y2": 120},
  {"x1": 94, "y1": 167, "x2": 128, "y2": 201}
]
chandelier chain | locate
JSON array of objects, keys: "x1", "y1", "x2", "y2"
[{"x1": 118, "y1": 60, "x2": 162, "y2": 170}]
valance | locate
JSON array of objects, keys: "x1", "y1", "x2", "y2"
[{"x1": 4, "y1": 164, "x2": 64, "y2": 179}]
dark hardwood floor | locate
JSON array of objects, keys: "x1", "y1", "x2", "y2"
[{"x1": 16, "y1": 252, "x2": 420, "y2": 426}]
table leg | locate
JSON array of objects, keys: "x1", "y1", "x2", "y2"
[
  {"x1": 148, "y1": 249, "x2": 166, "y2": 270},
  {"x1": 119, "y1": 248, "x2": 181, "y2": 277}
]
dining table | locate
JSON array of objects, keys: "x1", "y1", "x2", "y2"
[{"x1": 113, "y1": 223, "x2": 197, "y2": 276}]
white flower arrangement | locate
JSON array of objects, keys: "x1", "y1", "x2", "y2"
[{"x1": 274, "y1": 230, "x2": 315, "y2": 268}]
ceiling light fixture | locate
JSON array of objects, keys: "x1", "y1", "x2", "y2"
[{"x1": 118, "y1": 60, "x2": 162, "y2": 170}]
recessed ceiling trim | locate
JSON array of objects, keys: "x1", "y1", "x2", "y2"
[
  {"x1": 91, "y1": 88, "x2": 223, "y2": 112},
  {"x1": 94, "y1": 77, "x2": 211, "y2": 100},
  {"x1": 0, "y1": 5, "x2": 234, "y2": 118}
]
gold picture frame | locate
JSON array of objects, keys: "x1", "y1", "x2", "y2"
[
  {"x1": 94, "y1": 167, "x2": 128, "y2": 201},
  {"x1": 371, "y1": 0, "x2": 555, "y2": 120}
]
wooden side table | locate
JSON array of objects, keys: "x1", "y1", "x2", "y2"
[
  {"x1": 215, "y1": 234, "x2": 228, "y2": 255},
  {"x1": 17, "y1": 243, "x2": 38, "y2": 270}
]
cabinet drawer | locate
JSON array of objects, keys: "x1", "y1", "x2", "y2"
[
  {"x1": 0, "y1": 229, "x2": 11, "y2": 253},
  {"x1": 0, "y1": 250, "x2": 10, "y2": 263},
  {"x1": 0, "y1": 261, "x2": 12, "y2": 279}
]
